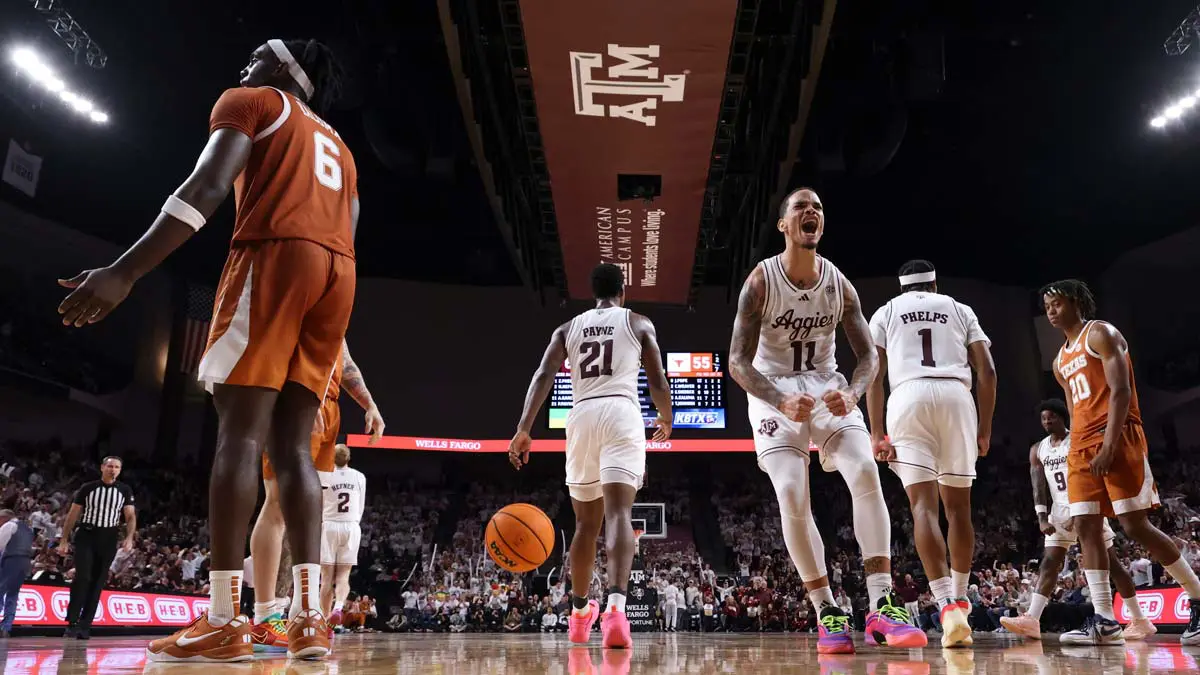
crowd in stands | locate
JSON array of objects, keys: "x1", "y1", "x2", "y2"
[{"x1": 1, "y1": 431, "x2": 1199, "y2": 635}]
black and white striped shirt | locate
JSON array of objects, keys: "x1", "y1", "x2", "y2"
[{"x1": 72, "y1": 480, "x2": 135, "y2": 529}]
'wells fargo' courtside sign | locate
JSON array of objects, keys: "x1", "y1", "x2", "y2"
[{"x1": 518, "y1": 0, "x2": 738, "y2": 304}]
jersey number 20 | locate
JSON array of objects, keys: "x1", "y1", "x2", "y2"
[
  {"x1": 1068, "y1": 373, "x2": 1091, "y2": 405},
  {"x1": 314, "y1": 131, "x2": 343, "y2": 191}
]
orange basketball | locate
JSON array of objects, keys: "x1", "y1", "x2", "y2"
[{"x1": 485, "y1": 503, "x2": 555, "y2": 573}]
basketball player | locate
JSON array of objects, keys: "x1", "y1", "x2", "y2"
[
  {"x1": 1042, "y1": 280, "x2": 1200, "y2": 645},
  {"x1": 58, "y1": 39, "x2": 354, "y2": 661},
  {"x1": 250, "y1": 341, "x2": 384, "y2": 652},
  {"x1": 866, "y1": 260, "x2": 996, "y2": 648},
  {"x1": 1000, "y1": 398, "x2": 1156, "y2": 641},
  {"x1": 508, "y1": 263, "x2": 672, "y2": 650},
  {"x1": 729, "y1": 188, "x2": 925, "y2": 654},
  {"x1": 320, "y1": 444, "x2": 367, "y2": 623}
]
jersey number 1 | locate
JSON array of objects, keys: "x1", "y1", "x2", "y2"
[
  {"x1": 579, "y1": 340, "x2": 614, "y2": 379},
  {"x1": 917, "y1": 328, "x2": 937, "y2": 367},
  {"x1": 314, "y1": 131, "x2": 343, "y2": 191}
]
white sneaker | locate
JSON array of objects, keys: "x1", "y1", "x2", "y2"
[
  {"x1": 1122, "y1": 617, "x2": 1157, "y2": 641},
  {"x1": 1059, "y1": 615, "x2": 1124, "y2": 645}
]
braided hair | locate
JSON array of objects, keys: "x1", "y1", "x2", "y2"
[
  {"x1": 898, "y1": 259, "x2": 937, "y2": 293},
  {"x1": 282, "y1": 39, "x2": 344, "y2": 115},
  {"x1": 1038, "y1": 279, "x2": 1096, "y2": 321}
]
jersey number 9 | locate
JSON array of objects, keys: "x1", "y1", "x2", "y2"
[{"x1": 314, "y1": 131, "x2": 343, "y2": 191}]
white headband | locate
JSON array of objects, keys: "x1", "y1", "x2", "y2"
[
  {"x1": 267, "y1": 39, "x2": 314, "y2": 100},
  {"x1": 899, "y1": 271, "x2": 936, "y2": 285}
]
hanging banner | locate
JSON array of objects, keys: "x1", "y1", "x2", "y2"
[
  {"x1": 2, "y1": 140, "x2": 42, "y2": 198},
  {"x1": 518, "y1": 0, "x2": 738, "y2": 304}
]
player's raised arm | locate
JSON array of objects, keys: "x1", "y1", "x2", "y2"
[
  {"x1": 632, "y1": 313, "x2": 672, "y2": 442},
  {"x1": 509, "y1": 321, "x2": 570, "y2": 469},
  {"x1": 825, "y1": 276, "x2": 878, "y2": 416},
  {"x1": 729, "y1": 266, "x2": 785, "y2": 408},
  {"x1": 57, "y1": 128, "x2": 254, "y2": 327},
  {"x1": 967, "y1": 339, "x2": 996, "y2": 456},
  {"x1": 343, "y1": 341, "x2": 385, "y2": 443},
  {"x1": 1030, "y1": 443, "x2": 1055, "y2": 535},
  {"x1": 1087, "y1": 322, "x2": 1133, "y2": 475}
]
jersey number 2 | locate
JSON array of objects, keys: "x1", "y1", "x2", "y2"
[
  {"x1": 337, "y1": 492, "x2": 350, "y2": 513},
  {"x1": 314, "y1": 131, "x2": 343, "y2": 191},
  {"x1": 579, "y1": 340, "x2": 614, "y2": 379}
]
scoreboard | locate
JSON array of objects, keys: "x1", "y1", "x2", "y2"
[{"x1": 548, "y1": 352, "x2": 725, "y2": 430}]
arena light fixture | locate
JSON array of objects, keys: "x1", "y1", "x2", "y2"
[{"x1": 8, "y1": 45, "x2": 109, "y2": 124}]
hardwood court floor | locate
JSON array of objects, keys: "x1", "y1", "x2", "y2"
[{"x1": 1, "y1": 631, "x2": 1197, "y2": 674}]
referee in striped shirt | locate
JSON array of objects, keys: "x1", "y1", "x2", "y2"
[{"x1": 58, "y1": 456, "x2": 136, "y2": 639}]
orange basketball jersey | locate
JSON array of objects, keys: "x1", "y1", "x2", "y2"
[
  {"x1": 1054, "y1": 320, "x2": 1142, "y2": 446},
  {"x1": 209, "y1": 86, "x2": 357, "y2": 258}
]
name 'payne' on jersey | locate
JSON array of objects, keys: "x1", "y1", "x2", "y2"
[{"x1": 565, "y1": 307, "x2": 642, "y2": 404}]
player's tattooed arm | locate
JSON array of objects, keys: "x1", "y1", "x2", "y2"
[
  {"x1": 1029, "y1": 443, "x2": 1051, "y2": 512},
  {"x1": 342, "y1": 341, "x2": 376, "y2": 410},
  {"x1": 840, "y1": 277, "x2": 879, "y2": 405},
  {"x1": 515, "y1": 321, "x2": 570, "y2": 434},
  {"x1": 729, "y1": 266, "x2": 785, "y2": 408}
]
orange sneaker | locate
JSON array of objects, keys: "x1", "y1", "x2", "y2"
[
  {"x1": 250, "y1": 613, "x2": 289, "y2": 653},
  {"x1": 287, "y1": 609, "x2": 331, "y2": 660},
  {"x1": 146, "y1": 614, "x2": 253, "y2": 663}
]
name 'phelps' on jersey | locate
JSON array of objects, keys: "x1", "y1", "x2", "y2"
[
  {"x1": 868, "y1": 291, "x2": 990, "y2": 389},
  {"x1": 1054, "y1": 320, "x2": 1142, "y2": 446},
  {"x1": 564, "y1": 307, "x2": 642, "y2": 404},
  {"x1": 322, "y1": 466, "x2": 367, "y2": 524},
  {"x1": 752, "y1": 255, "x2": 846, "y2": 377}
]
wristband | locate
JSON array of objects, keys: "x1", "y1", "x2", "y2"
[
  {"x1": 1035, "y1": 505, "x2": 1048, "y2": 516},
  {"x1": 162, "y1": 195, "x2": 206, "y2": 231}
]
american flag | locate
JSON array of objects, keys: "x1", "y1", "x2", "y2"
[{"x1": 180, "y1": 285, "x2": 215, "y2": 374}]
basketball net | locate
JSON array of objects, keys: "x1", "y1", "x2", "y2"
[{"x1": 633, "y1": 528, "x2": 644, "y2": 555}]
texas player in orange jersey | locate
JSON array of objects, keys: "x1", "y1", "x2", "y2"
[
  {"x1": 1042, "y1": 279, "x2": 1200, "y2": 646},
  {"x1": 249, "y1": 339, "x2": 385, "y2": 653},
  {"x1": 57, "y1": 39, "x2": 356, "y2": 661}
]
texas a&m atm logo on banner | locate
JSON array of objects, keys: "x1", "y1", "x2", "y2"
[{"x1": 569, "y1": 45, "x2": 686, "y2": 127}]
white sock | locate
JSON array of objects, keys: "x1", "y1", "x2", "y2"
[
  {"x1": 1028, "y1": 593, "x2": 1049, "y2": 620},
  {"x1": 208, "y1": 570, "x2": 243, "y2": 626},
  {"x1": 952, "y1": 570, "x2": 970, "y2": 599},
  {"x1": 929, "y1": 577, "x2": 955, "y2": 604},
  {"x1": 1165, "y1": 557, "x2": 1200, "y2": 598},
  {"x1": 1084, "y1": 569, "x2": 1115, "y2": 621},
  {"x1": 809, "y1": 586, "x2": 836, "y2": 611},
  {"x1": 275, "y1": 597, "x2": 291, "y2": 615},
  {"x1": 253, "y1": 601, "x2": 276, "y2": 624},
  {"x1": 289, "y1": 564, "x2": 322, "y2": 618},
  {"x1": 1123, "y1": 591, "x2": 1144, "y2": 620},
  {"x1": 866, "y1": 573, "x2": 892, "y2": 609},
  {"x1": 606, "y1": 592, "x2": 626, "y2": 613},
  {"x1": 334, "y1": 601, "x2": 345, "y2": 613}
]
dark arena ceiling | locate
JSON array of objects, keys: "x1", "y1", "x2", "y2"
[{"x1": 3, "y1": 0, "x2": 1200, "y2": 305}]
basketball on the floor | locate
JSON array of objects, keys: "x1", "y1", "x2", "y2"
[{"x1": 485, "y1": 503, "x2": 554, "y2": 573}]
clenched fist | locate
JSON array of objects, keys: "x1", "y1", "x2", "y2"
[
  {"x1": 777, "y1": 393, "x2": 817, "y2": 423},
  {"x1": 822, "y1": 389, "x2": 859, "y2": 417}
]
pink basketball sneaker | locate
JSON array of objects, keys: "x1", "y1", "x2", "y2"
[
  {"x1": 600, "y1": 607, "x2": 632, "y2": 649},
  {"x1": 568, "y1": 599, "x2": 600, "y2": 644}
]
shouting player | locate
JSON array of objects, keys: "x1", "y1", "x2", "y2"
[
  {"x1": 321, "y1": 444, "x2": 367, "y2": 623},
  {"x1": 58, "y1": 39, "x2": 355, "y2": 661},
  {"x1": 729, "y1": 188, "x2": 925, "y2": 653},
  {"x1": 1000, "y1": 398, "x2": 1155, "y2": 641},
  {"x1": 866, "y1": 260, "x2": 996, "y2": 648},
  {"x1": 1042, "y1": 280, "x2": 1200, "y2": 645},
  {"x1": 509, "y1": 263, "x2": 671, "y2": 650},
  {"x1": 250, "y1": 341, "x2": 384, "y2": 651}
]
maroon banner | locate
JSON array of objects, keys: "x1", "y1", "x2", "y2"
[{"x1": 519, "y1": 0, "x2": 738, "y2": 303}]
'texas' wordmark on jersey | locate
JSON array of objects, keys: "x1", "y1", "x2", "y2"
[{"x1": 752, "y1": 255, "x2": 845, "y2": 376}]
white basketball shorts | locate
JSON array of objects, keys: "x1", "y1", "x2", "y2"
[
  {"x1": 1044, "y1": 506, "x2": 1116, "y2": 550},
  {"x1": 321, "y1": 521, "x2": 362, "y2": 566},
  {"x1": 886, "y1": 378, "x2": 978, "y2": 488},
  {"x1": 747, "y1": 371, "x2": 868, "y2": 473},
  {"x1": 565, "y1": 396, "x2": 646, "y2": 501}
]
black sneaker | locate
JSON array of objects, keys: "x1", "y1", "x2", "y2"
[
  {"x1": 63, "y1": 626, "x2": 77, "y2": 639},
  {"x1": 76, "y1": 629, "x2": 90, "y2": 640},
  {"x1": 1183, "y1": 598, "x2": 1200, "y2": 646},
  {"x1": 1059, "y1": 614, "x2": 1124, "y2": 645}
]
